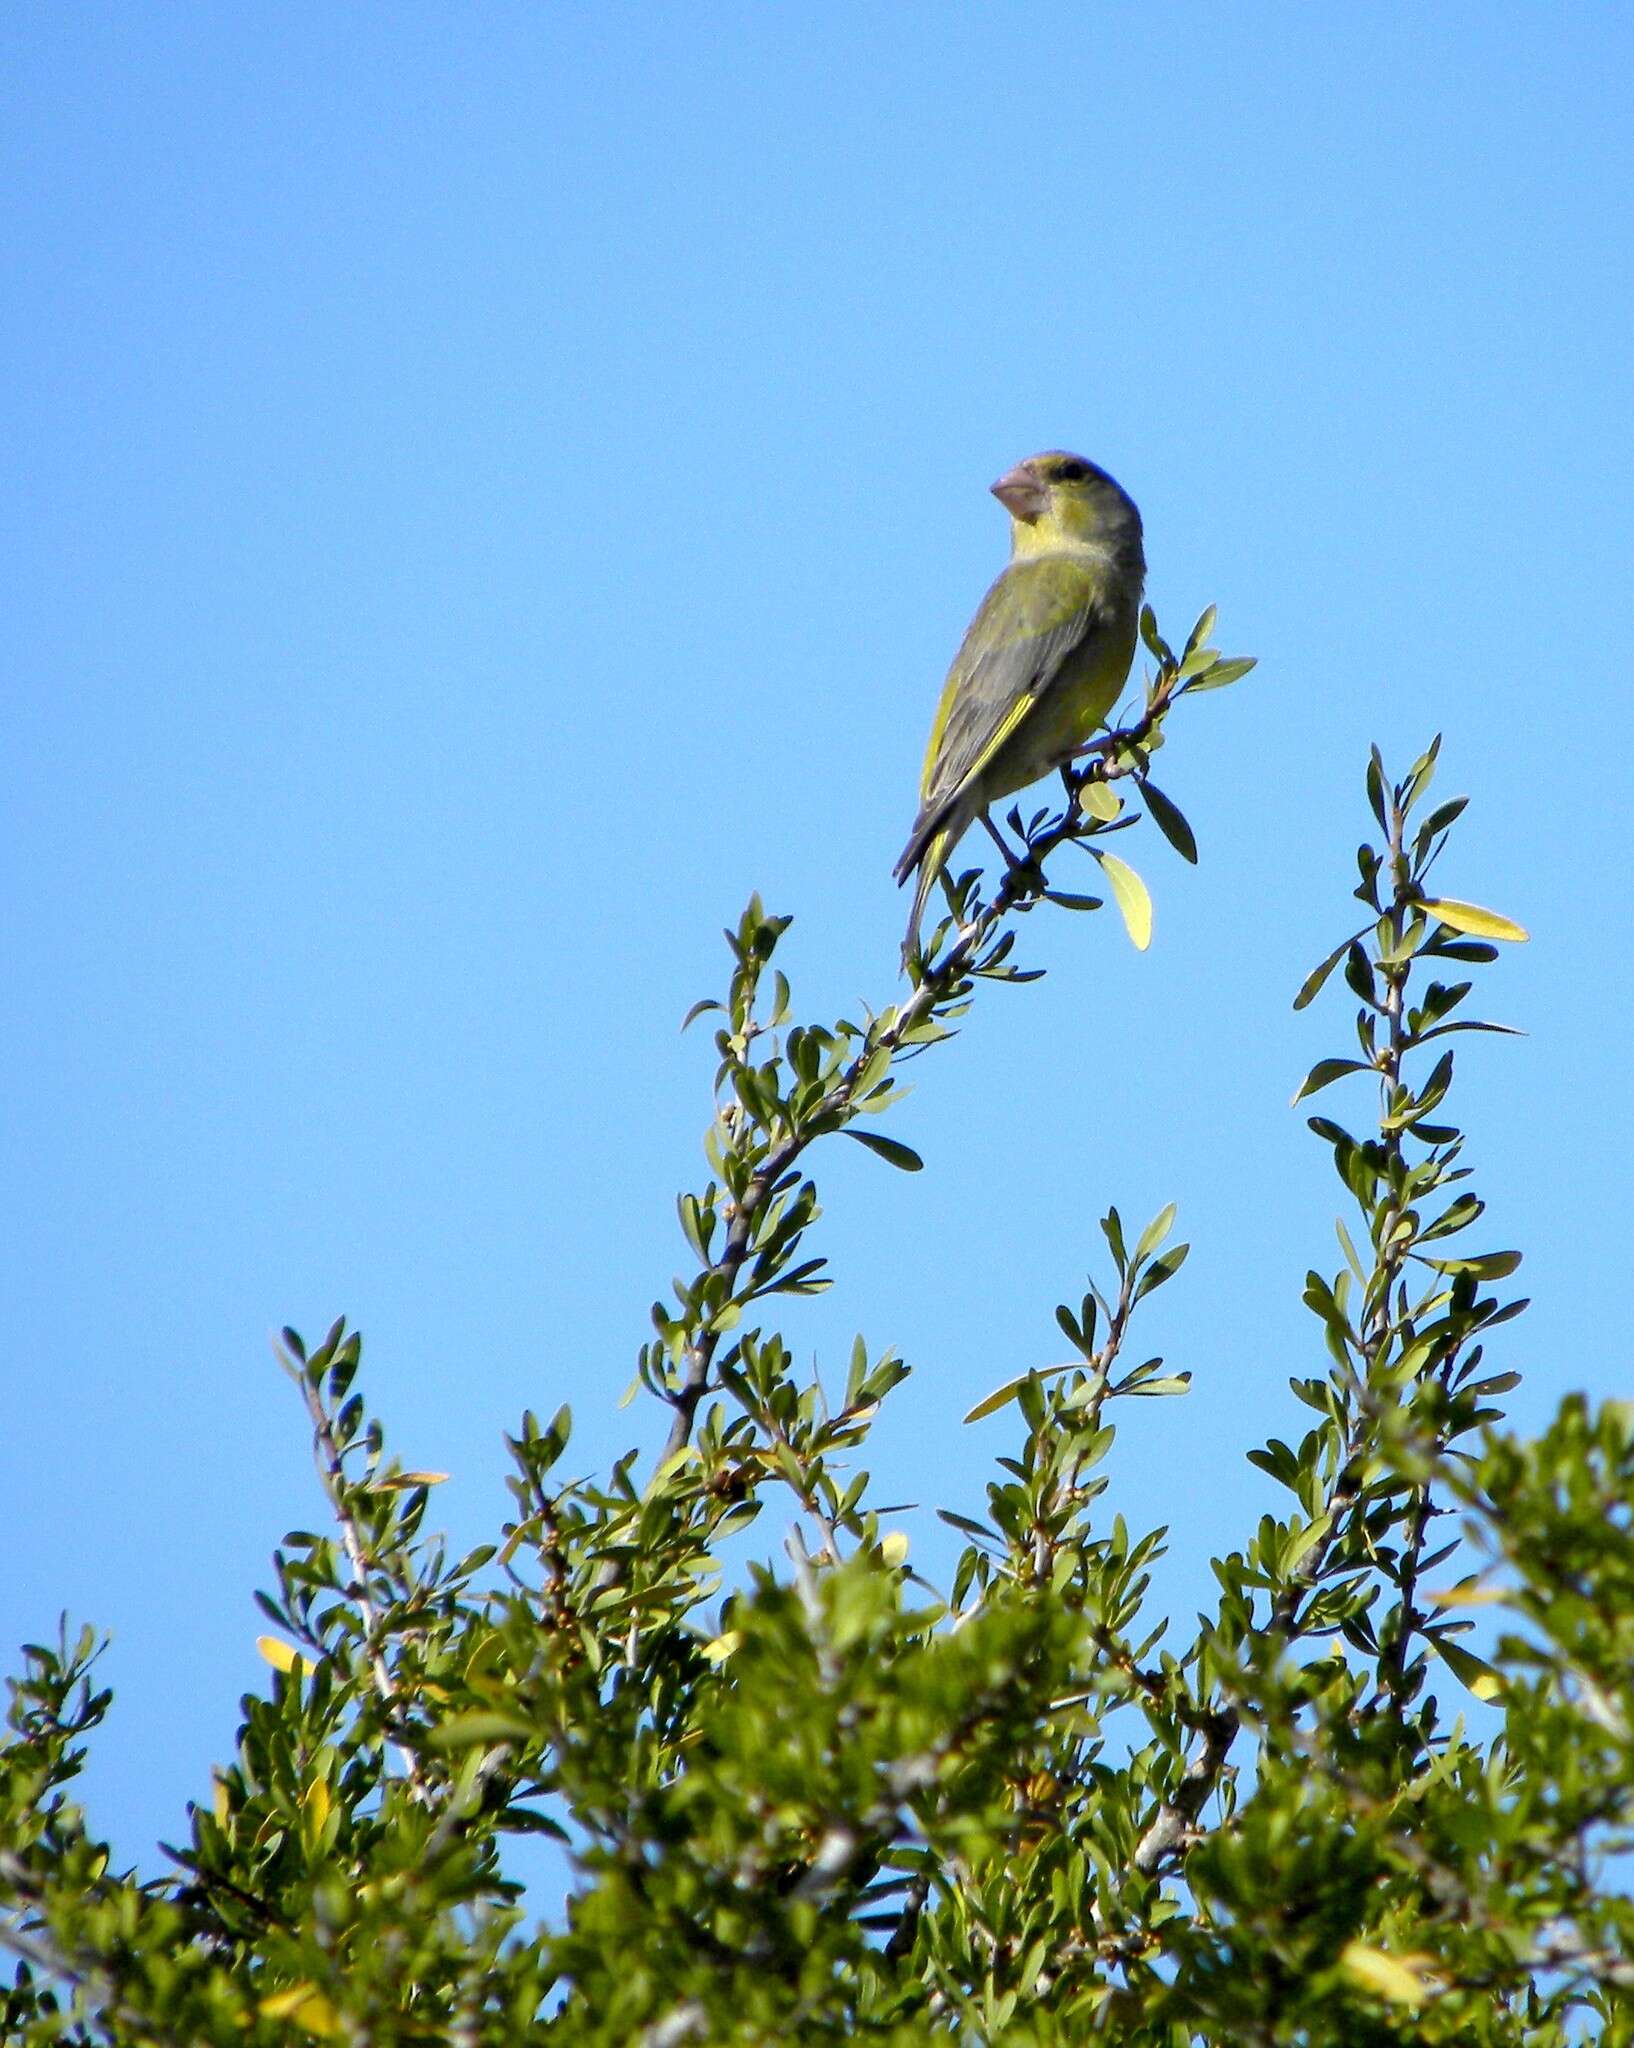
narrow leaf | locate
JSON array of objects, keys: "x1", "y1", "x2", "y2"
[
  {"x1": 258, "y1": 1986, "x2": 341, "y2": 2037},
  {"x1": 937, "y1": 1508, "x2": 999, "y2": 1542},
  {"x1": 1339, "y1": 1943, "x2": 1437, "y2": 2009},
  {"x1": 843, "y1": 1129, "x2": 924, "y2": 1172},
  {"x1": 1422, "y1": 1249, "x2": 1522, "y2": 1279},
  {"x1": 1097, "y1": 852, "x2": 1153, "y2": 950},
  {"x1": 1138, "y1": 778, "x2": 1199, "y2": 863},
  {"x1": 1135, "y1": 1202, "x2": 1178, "y2": 1262},
  {"x1": 1421, "y1": 898, "x2": 1529, "y2": 943},
  {"x1": 1291, "y1": 1057, "x2": 1368, "y2": 1105},
  {"x1": 1293, "y1": 930, "x2": 1363, "y2": 1012},
  {"x1": 964, "y1": 1373, "x2": 1031, "y2": 1424},
  {"x1": 964, "y1": 1363, "x2": 1079, "y2": 1424},
  {"x1": 1433, "y1": 1637, "x2": 1503, "y2": 1700},
  {"x1": 1184, "y1": 654, "x2": 1256, "y2": 691},
  {"x1": 257, "y1": 1636, "x2": 311, "y2": 1677}
]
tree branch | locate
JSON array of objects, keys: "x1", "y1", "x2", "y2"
[{"x1": 663, "y1": 679, "x2": 1185, "y2": 1458}]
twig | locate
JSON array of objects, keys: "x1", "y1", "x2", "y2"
[
  {"x1": 282, "y1": 1351, "x2": 431, "y2": 1803},
  {"x1": 1130, "y1": 1705, "x2": 1239, "y2": 1876},
  {"x1": 663, "y1": 686, "x2": 1180, "y2": 1459}
]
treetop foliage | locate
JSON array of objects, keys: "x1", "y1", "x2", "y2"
[{"x1": 5, "y1": 612, "x2": 1630, "y2": 2044}]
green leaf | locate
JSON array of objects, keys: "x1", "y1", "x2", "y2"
[
  {"x1": 1432, "y1": 1637, "x2": 1503, "y2": 1701},
  {"x1": 1340, "y1": 1942, "x2": 1437, "y2": 2009},
  {"x1": 1335, "y1": 1217, "x2": 1367, "y2": 1285},
  {"x1": 1138, "y1": 778, "x2": 1198, "y2": 863},
  {"x1": 958, "y1": 1376, "x2": 1036, "y2": 1425},
  {"x1": 1413, "y1": 794, "x2": 1469, "y2": 861},
  {"x1": 1097, "y1": 852, "x2": 1152, "y2": 950},
  {"x1": 428, "y1": 1710, "x2": 536, "y2": 1747},
  {"x1": 964, "y1": 1367, "x2": 1073, "y2": 1424},
  {"x1": 1366, "y1": 748, "x2": 1388, "y2": 830},
  {"x1": 1401, "y1": 733, "x2": 1441, "y2": 813},
  {"x1": 936, "y1": 1508, "x2": 998, "y2": 1542},
  {"x1": 1135, "y1": 1202, "x2": 1178, "y2": 1262},
  {"x1": 1184, "y1": 654, "x2": 1256, "y2": 691},
  {"x1": 1426, "y1": 938, "x2": 1500, "y2": 965},
  {"x1": 1139, "y1": 605, "x2": 1173, "y2": 664},
  {"x1": 1043, "y1": 890, "x2": 1105, "y2": 912},
  {"x1": 1293, "y1": 930, "x2": 1364, "y2": 1012},
  {"x1": 1079, "y1": 781, "x2": 1122, "y2": 823},
  {"x1": 1183, "y1": 602, "x2": 1217, "y2": 658},
  {"x1": 1417, "y1": 1018, "x2": 1526, "y2": 1042},
  {"x1": 1291, "y1": 1057, "x2": 1368, "y2": 1105},
  {"x1": 1422, "y1": 1250, "x2": 1522, "y2": 1279},
  {"x1": 1421, "y1": 898, "x2": 1528, "y2": 943},
  {"x1": 843, "y1": 1130, "x2": 924, "y2": 1172}
]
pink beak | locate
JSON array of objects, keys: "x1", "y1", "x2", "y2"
[{"x1": 990, "y1": 462, "x2": 1047, "y2": 523}]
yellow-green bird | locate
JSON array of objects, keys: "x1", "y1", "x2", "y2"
[{"x1": 895, "y1": 450, "x2": 1146, "y2": 959}]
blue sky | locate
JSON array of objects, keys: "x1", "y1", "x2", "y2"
[{"x1": 4, "y1": 5, "x2": 1631, "y2": 1879}]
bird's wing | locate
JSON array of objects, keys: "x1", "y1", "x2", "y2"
[{"x1": 894, "y1": 553, "x2": 1104, "y2": 882}]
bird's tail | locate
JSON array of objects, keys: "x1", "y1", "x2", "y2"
[{"x1": 899, "y1": 827, "x2": 951, "y2": 966}]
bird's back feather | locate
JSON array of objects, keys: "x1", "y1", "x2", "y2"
[{"x1": 894, "y1": 549, "x2": 1119, "y2": 886}]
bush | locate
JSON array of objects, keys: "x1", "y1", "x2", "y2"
[{"x1": 6, "y1": 613, "x2": 1630, "y2": 2044}]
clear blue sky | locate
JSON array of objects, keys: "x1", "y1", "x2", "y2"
[{"x1": 5, "y1": 5, "x2": 1631, "y2": 1878}]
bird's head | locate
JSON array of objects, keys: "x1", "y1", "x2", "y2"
[{"x1": 991, "y1": 451, "x2": 1142, "y2": 557}]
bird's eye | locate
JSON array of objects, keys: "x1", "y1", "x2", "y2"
[{"x1": 1052, "y1": 458, "x2": 1090, "y2": 484}]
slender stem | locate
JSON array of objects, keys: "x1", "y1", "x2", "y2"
[
  {"x1": 663, "y1": 688, "x2": 1178, "y2": 1458},
  {"x1": 1370, "y1": 789, "x2": 1436, "y2": 1709},
  {"x1": 1131, "y1": 1706, "x2": 1240, "y2": 1876},
  {"x1": 286, "y1": 1358, "x2": 430, "y2": 1803},
  {"x1": 1133, "y1": 788, "x2": 1431, "y2": 1880}
]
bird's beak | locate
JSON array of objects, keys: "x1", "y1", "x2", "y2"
[{"x1": 990, "y1": 463, "x2": 1047, "y2": 523}]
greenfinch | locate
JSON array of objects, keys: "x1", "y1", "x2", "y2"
[{"x1": 895, "y1": 451, "x2": 1146, "y2": 958}]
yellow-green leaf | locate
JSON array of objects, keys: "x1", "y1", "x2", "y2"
[
  {"x1": 1135, "y1": 1201, "x2": 1177, "y2": 1261},
  {"x1": 1183, "y1": 602, "x2": 1217, "y2": 658},
  {"x1": 1079, "y1": 781, "x2": 1122, "y2": 822},
  {"x1": 379, "y1": 1469, "x2": 449, "y2": 1490},
  {"x1": 1097, "y1": 852, "x2": 1152, "y2": 950},
  {"x1": 256, "y1": 1636, "x2": 311, "y2": 1677},
  {"x1": 1434, "y1": 1637, "x2": 1503, "y2": 1700},
  {"x1": 426, "y1": 1710, "x2": 533, "y2": 1747},
  {"x1": 964, "y1": 1373, "x2": 1031, "y2": 1423},
  {"x1": 650, "y1": 1444, "x2": 698, "y2": 1487},
  {"x1": 258, "y1": 1985, "x2": 341, "y2": 2036},
  {"x1": 1429, "y1": 1579, "x2": 1504, "y2": 1608},
  {"x1": 880, "y1": 1531, "x2": 911, "y2": 1567},
  {"x1": 1339, "y1": 1942, "x2": 1437, "y2": 2008},
  {"x1": 303, "y1": 1777, "x2": 331, "y2": 1832},
  {"x1": 1421, "y1": 897, "x2": 1528, "y2": 943},
  {"x1": 964, "y1": 1362, "x2": 1079, "y2": 1423},
  {"x1": 1423, "y1": 1249, "x2": 1522, "y2": 1280}
]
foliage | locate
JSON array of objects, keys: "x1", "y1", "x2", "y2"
[{"x1": 5, "y1": 626, "x2": 1630, "y2": 2045}]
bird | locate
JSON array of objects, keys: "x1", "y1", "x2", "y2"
[{"x1": 894, "y1": 451, "x2": 1145, "y2": 961}]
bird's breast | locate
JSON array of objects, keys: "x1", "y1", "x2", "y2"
[{"x1": 981, "y1": 609, "x2": 1139, "y2": 803}]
